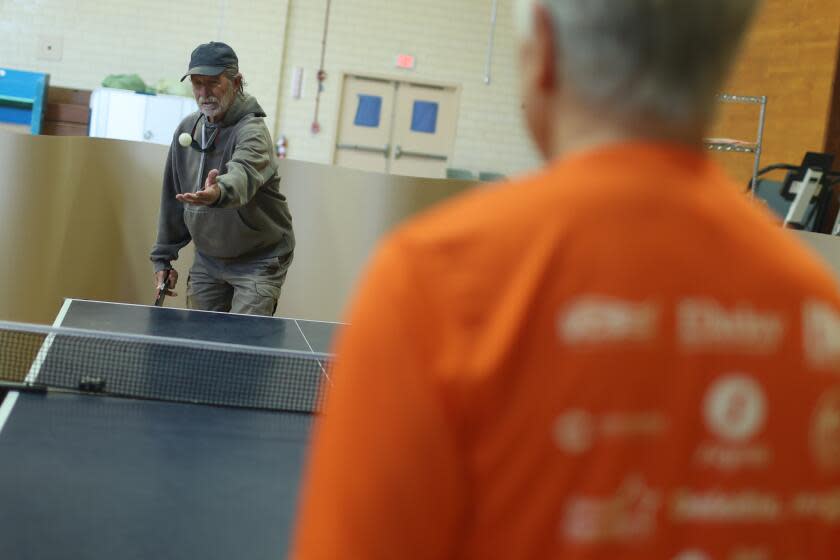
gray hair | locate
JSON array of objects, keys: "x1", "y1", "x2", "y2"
[
  {"x1": 517, "y1": 0, "x2": 760, "y2": 124},
  {"x1": 221, "y1": 67, "x2": 245, "y2": 95}
]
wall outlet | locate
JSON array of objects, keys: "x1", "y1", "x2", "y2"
[{"x1": 37, "y1": 35, "x2": 63, "y2": 61}]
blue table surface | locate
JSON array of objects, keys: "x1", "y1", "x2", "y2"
[{"x1": 0, "y1": 299, "x2": 335, "y2": 559}]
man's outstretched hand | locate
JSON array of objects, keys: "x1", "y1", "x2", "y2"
[{"x1": 176, "y1": 169, "x2": 222, "y2": 206}]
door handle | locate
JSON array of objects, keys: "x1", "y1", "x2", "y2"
[
  {"x1": 336, "y1": 143, "x2": 390, "y2": 156},
  {"x1": 394, "y1": 145, "x2": 447, "y2": 161}
]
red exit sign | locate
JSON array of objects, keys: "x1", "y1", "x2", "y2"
[{"x1": 395, "y1": 54, "x2": 415, "y2": 69}]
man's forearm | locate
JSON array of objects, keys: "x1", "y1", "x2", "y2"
[{"x1": 213, "y1": 129, "x2": 276, "y2": 208}]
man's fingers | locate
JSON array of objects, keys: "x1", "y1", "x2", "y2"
[
  {"x1": 177, "y1": 192, "x2": 205, "y2": 201},
  {"x1": 176, "y1": 189, "x2": 217, "y2": 205},
  {"x1": 176, "y1": 193, "x2": 204, "y2": 205},
  {"x1": 202, "y1": 184, "x2": 221, "y2": 205},
  {"x1": 204, "y1": 170, "x2": 220, "y2": 191},
  {"x1": 194, "y1": 190, "x2": 215, "y2": 203},
  {"x1": 153, "y1": 270, "x2": 178, "y2": 297}
]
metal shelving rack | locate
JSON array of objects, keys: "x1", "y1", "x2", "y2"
[{"x1": 704, "y1": 94, "x2": 768, "y2": 193}]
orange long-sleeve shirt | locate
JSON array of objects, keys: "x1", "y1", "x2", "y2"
[{"x1": 293, "y1": 143, "x2": 840, "y2": 559}]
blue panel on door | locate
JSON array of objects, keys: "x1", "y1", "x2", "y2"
[
  {"x1": 354, "y1": 94, "x2": 382, "y2": 128},
  {"x1": 410, "y1": 100, "x2": 438, "y2": 134}
]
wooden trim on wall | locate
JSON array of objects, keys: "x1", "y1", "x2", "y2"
[
  {"x1": 818, "y1": 29, "x2": 840, "y2": 233},
  {"x1": 824, "y1": 28, "x2": 840, "y2": 169}
]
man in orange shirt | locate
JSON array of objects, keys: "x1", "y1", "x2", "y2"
[{"x1": 293, "y1": 1, "x2": 840, "y2": 558}]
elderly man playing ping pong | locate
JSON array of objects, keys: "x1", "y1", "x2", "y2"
[
  {"x1": 293, "y1": 0, "x2": 840, "y2": 558},
  {"x1": 150, "y1": 41, "x2": 294, "y2": 316}
]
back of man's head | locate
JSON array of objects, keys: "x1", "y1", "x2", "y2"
[{"x1": 517, "y1": 0, "x2": 760, "y2": 147}]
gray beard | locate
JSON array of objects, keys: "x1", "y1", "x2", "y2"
[{"x1": 200, "y1": 88, "x2": 238, "y2": 121}]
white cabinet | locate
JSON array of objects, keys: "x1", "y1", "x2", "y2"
[{"x1": 89, "y1": 88, "x2": 197, "y2": 145}]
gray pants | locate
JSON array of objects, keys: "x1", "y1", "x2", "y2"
[{"x1": 187, "y1": 251, "x2": 292, "y2": 316}]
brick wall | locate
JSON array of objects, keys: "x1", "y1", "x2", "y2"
[{"x1": 710, "y1": 0, "x2": 840, "y2": 185}]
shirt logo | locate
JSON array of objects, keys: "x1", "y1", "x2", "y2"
[
  {"x1": 677, "y1": 299, "x2": 783, "y2": 353},
  {"x1": 731, "y1": 548, "x2": 771, "y2": 560},
  {"x1": 559, "y1": 297, "x2": 658, "y2": 345},
  {"x1": 803, "y1": 301, "x2": 840, "y2": 369},
  {"x1": 554, "y1": 409, "x2": 595, "y2": 454},
  {"x1": 554, "y1": 409, "x2": 666, "y2": 455},
  {"x1": 695, "y1": 374, "x2": 771, "y2": 471},
  {"x1": 672, "y1": 551, "x2": 710, "y2": 560},
  {"x1": 671, "y1": 489, "x2": 781, "y2": 522},
  {"x1": 704, "y1": 375, "x2": 767, "y2": 442},
  {"x1": 811, "y1": 387, "x2": 840, "y2": 472},
  {"x1": 792, "y1": 489, "x2": 840, "y2": 524},
  {"x1": 562, "y1": 476, "x2": 660, "y2": 543}
]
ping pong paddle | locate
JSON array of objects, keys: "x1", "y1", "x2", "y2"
[{"x1": 154, "y1": 270, "x2": 170, "y2": 307}]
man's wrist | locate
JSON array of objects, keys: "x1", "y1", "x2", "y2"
[{"x1": 211, "y1": 179, "x2": 227, "y2": 207}]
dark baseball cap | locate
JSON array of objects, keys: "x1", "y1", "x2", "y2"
[{"x1": 180, "y1": 41, "x2": 239, "y2": 81}]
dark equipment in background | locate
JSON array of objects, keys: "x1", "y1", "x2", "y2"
[{"x1": 752, "y1": 152, "x2": 840, "y2": 233}]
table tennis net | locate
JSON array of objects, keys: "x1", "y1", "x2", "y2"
[{"x1": 0, "y1": 321, "x2": 330, "y2": 413}]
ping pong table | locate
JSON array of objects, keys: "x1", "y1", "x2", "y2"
[{"x1": 0, "y1": 298, "x2": 338, "y2": 560}]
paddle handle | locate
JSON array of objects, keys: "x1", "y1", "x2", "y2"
[{"x1": 154, "y1": 270, "x2": 170, "y2": 307}]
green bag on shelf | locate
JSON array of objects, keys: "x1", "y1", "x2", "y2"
[
  {"x1": 101, "y1": 74, "x2": 150, "y2": 94},
  {"x1": 153, "y1": 79, "x2": 193, "y2": 97}
]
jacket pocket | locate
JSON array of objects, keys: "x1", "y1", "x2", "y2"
[
  {"x1": 183, "y1": 206, "x2": 266, "y2": 258},
  {"x1": 236, "y1": 210, "x2": 261, "y2": 232}
]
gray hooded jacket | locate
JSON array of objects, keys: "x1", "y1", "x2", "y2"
[{"x1": 150, "y1": 94, "x2": 295, "y2": 272}]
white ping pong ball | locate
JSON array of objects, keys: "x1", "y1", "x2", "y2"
[{"x1": 178, "y1": 133, "x2": 192, "y2": 147}]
